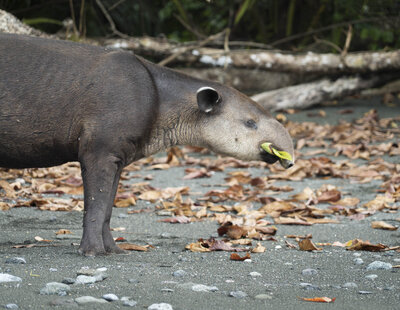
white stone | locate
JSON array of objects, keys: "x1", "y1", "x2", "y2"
[{"x1": 0, "y1": 273, "x2": 22, "y2": 283}]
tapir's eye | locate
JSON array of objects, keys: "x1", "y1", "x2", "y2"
[{"x1": 245, "y1": 119, "x2": 257, "y2": 130}]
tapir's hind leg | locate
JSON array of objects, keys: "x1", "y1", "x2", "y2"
[{"x1": 78, "y1": 152, "x2": 124, "y2": 256}]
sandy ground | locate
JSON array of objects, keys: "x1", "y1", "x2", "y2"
[{"x1": 0, "y1": 96, "x2": 399, "y2": 309}]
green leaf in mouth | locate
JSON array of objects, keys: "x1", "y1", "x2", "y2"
[{"x1": 260, "y1": 142, "x2": 293, "y2": 161}]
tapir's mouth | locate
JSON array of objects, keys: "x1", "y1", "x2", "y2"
[
  {"x1": 260, "y1": 142, "x2": 294, "y2": 169},
  {"x1": 260, "y1": 151, "x2": 279, "y2": 164}
]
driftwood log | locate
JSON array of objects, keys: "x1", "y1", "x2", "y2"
[
  {"x1": 1, "y1": 9, "x2": 399, "y2": 111},
  {"x1": 251, "y1": 74, "x2": 399, "y2": 111}
]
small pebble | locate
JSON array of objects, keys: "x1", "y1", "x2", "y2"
[
  {"x1": 384, "y1": 285, "x2": 395, "y2": 291},
  {"x1": 301, "y1": 268, "x2": 318, "y2": 276},
  {"x1": 353, "y1": 253, "x2": 362, "y2": 257},
  {"x1": 244, "y1": 259, "x2": 252, "y2": 263},
  {"x1": 358, "y1": 291, "x2": 373, "y2": 295},
  {"x1": 49, "y1": 268, "x2": 58, "y2": 272},
  {"x1": 39, "y1": 282, "x2": 71, "y2": 295},
  {"x1": 366, "y1": 261, "x2": 392, "y2": 271},
  {"x1": 229, "y1": 291, "x2": 247, "y2": 298},
  {"x1": 300, "y1": 283, "x2": 320, "y2": 291},
  {"x1": 102, "y1": 293, "x2": 119, "y2": 301},
  {"x1": 275, "y1": 245, "x2": 282, "y2": 249},
  {"x1": 365, "y1": 274, "x2": 378, "y2": 280},
  {"x1": 255, "y1": 294, "x2": 272, "y2": 300},
  {"x1": 393, "y1": 258, "x2": 400, "y2": 263},
  {"x1": 49, "y1": 298, "x2": 76, "y2": 307},
  {"x1": 75, "y1": 275, "x2": 97, "y2": 285},
  {"x1": 0, "y1": 273, "x2": 22, "y2": 283},
  {"x1": 191, "y1": 284, "x2": 219, "y2": 292},
  {"x1": 5, "y1": 304, "x2": 18, "y2": 309},
  {"x1": 342, "y1": 282, "x2": 358, "y2": 289},
  {"x1": 75, "y1": 296, "x2": 108, "y2": 304},
  {"x1": 354, "y1": 258, "x2": 364, "y2": 265},
  {"x1": 148, "y1": 303, "x2": 173, "y2": 310},
  {"x1": 5, "y1": 257, "x2": 26, "y2": 264},
  {"x1": 62, "y1": 278, "x2": 76, "y2": 285},
  {"x1": 128, "y1": 278, "x2": 139, "y2": 284},
  {"x1": 118, "y1": 213, "x2": 128, "y2": 218},
  {"x1": 225, "y1": 279, "x2": 234, "y2": 283},
  {"x1": 249, "y1": 272, "x2": 262, "y2": 277},
  {"x1": 172, "y1": 270, "x2": 186, "y2": 277},
  {"x1": 161, "y1": 288, "x2": 174, "y2": 293},
  {"x1": 123, "y1": 300, "x2": 138, "y2": 307}
]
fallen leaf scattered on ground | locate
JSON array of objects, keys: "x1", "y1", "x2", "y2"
[
  {"x1": 346, "y1": 239, "x2": 387, "y2": 252},
  {"x1": 159, "y1": 215, "x2": 191, "y2": 224},
  {"x1": 117, "y1": 243, "x2": 152, "y2": 251},
  {"x1": 300, "y1": 297, "x2": 336, "y2": 303},
  {"x1": 230, "y1": 253, "x2": 251, "y2": 261},
  {"x1": 298, "y1": 239, "x2": 322, "y2": 251},
  {"x1": 55, "y1": 229, "x2": 72, "y2": 235},
  {"x1": 371, "y1": 221, "x2": 398, "y2": 230},
  {"x1": 251, "y1": 242, "x2": 266, "y2": 253}
]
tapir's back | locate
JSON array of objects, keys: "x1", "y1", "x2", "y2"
[{"x1": 0, "y1": 33, "x2": 156, "y2": 168}]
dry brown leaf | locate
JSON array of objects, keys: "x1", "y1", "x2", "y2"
[
  {"x1": 300, "y1": 297, "x2": 336, "y2": 303},
  {"x1": 285, "y1": 240, "x2": 297, "y2": 249},
  {"x1": 371, "y1": 221, "x2": 398, "y2": 231},
  {"x1": 217, "y1": 224, "x2": 247, "y2": 240},
  {"x1": 230, "y1": 239, "x2": 253, "y2": 245},
  {"x1": 55, "y1": 229, "x2": 72, "y2": 235},
  {"x1": 334, "y1": 197, "x2": 360, "y2": 207},
  {"x1": 255, "y1": 226, "x2": 277, "y2": 235},
  {"x1": 317, "y1": 189, "x2": 341, "y2": 203},
  {"x1": 364, "y1": 195, "x2": 395, "y2": 210},
  {"x1": 251, "y1": 242, "x2": 266, "y2": 253},
  {"x1": 285, "y1": 234, "x2": 312, "y2": 239},
  {"x1": 298, "y1": 239, "x2": 322, "y2": 251},
  {"x1": 159, "y1": 216, "x2": 191, "y2": 224},
  {"x1": 0, "y1": 180, "x2": 16, "y2": 198},
  {"x1": 291, "y1": 187, "x2": 315, "y2": 201},
  {"x1": 138, "y1": 190, "x2": 162, "y2": 201},
  {"x1": 118, "y1": 243, "x2": 151, "y2": 251},
  {"x1": 185, "y1": 241, "x2": 211, "y2": 252},
  {"x1": 346, "y1": 239, "x2": 387, "y2": 252},
  {"x1": 305, "y1": 218, "x2": 340, "y2": 224},
  {"x1": 195, "y1": 207, "x2": 207, "y2": 219},
  {"x1": 230, "y1": 252, "x2": 251, "y2": 261},
  {"x1": 274, "y1": 217, "x2": 312, "y2": 226},
  {"x1": 0, "y1": 201, "x2": 11, "y2": 210},
  {"x1": 115, "y1": 197, "x2": 136, "y2": 208},
  {"x1": 258, "y1": 201, "x2": 297, "y2": 215},
  {"x1": 183, "y1": 168, "x2": 212, "y2": 180}
]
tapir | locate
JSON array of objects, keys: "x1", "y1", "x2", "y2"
[{"x1": 0, "y1": 33, "x2": 294, "y2": 256}]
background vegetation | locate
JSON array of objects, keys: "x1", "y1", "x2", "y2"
[{"x1": 1, "y1": 0, "x2": 399, "y2": 52}]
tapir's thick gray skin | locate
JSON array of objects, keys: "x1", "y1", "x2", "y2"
[{"x1": 0, "y1": 33, "x2": 294, "y2": 256}]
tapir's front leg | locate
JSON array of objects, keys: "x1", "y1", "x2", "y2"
[{"x1": 78, "y1": 152, "x2": 123, "y2": 256}]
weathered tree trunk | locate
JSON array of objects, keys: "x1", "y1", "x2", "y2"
[
  {"x1": 251, "y1": 74, "x2": 400, "y2": 111},
  {"x1": 104, "y1": 38, "x2": 400, "y2": 74}
]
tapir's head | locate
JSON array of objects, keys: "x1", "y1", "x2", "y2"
[{"x1": 196, "y1": 86, "x2": 294, "y2": 169}]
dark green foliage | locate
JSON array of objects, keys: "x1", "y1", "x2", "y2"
[{"x1": 1, "y1": 0, "x2": 399, "y2": 51}]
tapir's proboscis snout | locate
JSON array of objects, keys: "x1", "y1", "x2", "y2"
[{"x1": 0, "y1": 33, "x2": 294, "y2": 256}]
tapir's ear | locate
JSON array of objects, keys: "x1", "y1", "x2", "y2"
[{"x1": 196, "y1": 86, "x2": 221, "y2": 113}]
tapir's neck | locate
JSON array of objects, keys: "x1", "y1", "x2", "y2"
[{"x1": 139, "y1": 59, "x2": 208, "y2": 157}]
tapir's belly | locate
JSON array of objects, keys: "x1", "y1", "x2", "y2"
[{"x1": 0, "y1": 107, "x2": 79, "y2": 168}]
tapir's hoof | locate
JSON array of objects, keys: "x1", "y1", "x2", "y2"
[{"x1": 78, "y1": 247, "x2": 107, "y2": 257}]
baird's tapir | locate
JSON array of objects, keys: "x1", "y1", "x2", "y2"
[{"x1": 0, "y1": 33, "x2": 294, "y2": 256}]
